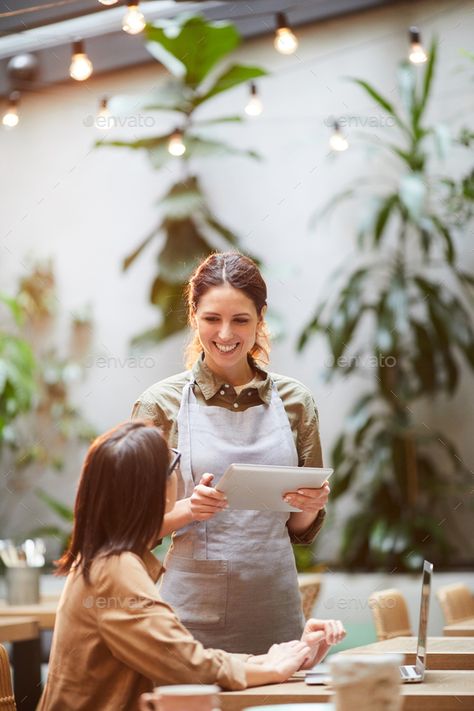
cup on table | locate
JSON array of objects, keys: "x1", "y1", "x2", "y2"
[
  {"x1": 5, "y1": 566, "x2": 40, "y2": 605},
  {"x1": 329, "y1": 653, "x2": 404, "y2": 711},
  {"x1": 139, "y1": 684, "x2": 221, "y2": 711}
]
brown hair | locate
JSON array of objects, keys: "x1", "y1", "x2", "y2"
[
  {"x1": 56, "y1": 421, "x2": 170, "y2": 583},
  {"x1": 185, "y1": 251, "x2": 270, "y2": 368}
]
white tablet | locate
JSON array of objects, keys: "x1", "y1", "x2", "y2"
[{"x1": 215, "y1": 463, "x2": 333, "y2": 512}]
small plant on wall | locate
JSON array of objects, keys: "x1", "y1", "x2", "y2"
[
  {"x1": 98, "y1": 15, "x2": 266, "y2": 347},
  {"x1": 299, "y1": 40, "x2": 474, "y2": 571},
  {"x1": 0, "y1": 262, "x2": 96, "y2": 544}
]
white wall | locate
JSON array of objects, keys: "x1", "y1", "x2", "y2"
[{"x1": 1, "y1": 0, "x2": 473, "y2": 558}]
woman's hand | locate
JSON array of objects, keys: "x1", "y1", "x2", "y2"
[
  {"x1": 299, "y1": 618, "x2": 346, "y2": 670},
  {"x1": 283, "y1": 481, "x2": 330, "y2": 513},
  {"x1": 187, "y1": 473, "x2": 228, "y2": 521},
  {"x1": 265, "y1": 640, "x2": 311, "y2": 682}
]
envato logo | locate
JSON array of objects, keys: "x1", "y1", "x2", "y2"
[
  {"x1": 83, "y1": 595, "x2": 155, "y2": 610},
  {"x1": 325, "y1": 354, "x2": 397, "y2": 369},
  {"x1": 324, "y1": 596, "x2": 397, "y2": 611},
  {"x1": 324, "y1": 115, "x2": 396, "y2": 128},
  {"x1": 84, "y1": 356, "x2": 157, "y2": 369},
  {"x1": 82, "y1": 114, "x2": 159, "y2": 129}
]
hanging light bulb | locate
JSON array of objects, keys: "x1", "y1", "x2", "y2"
[
  {"x1": 95, "y1": 97, "x2": 113, "y2": 129},
  {"x1": 244, "y1": 82, "x2": 263, "y2": 117},
  {"x1": 69, "y1": 40, "x2": 93, "y2": 81},
  {"x1": 122, "y1": 1, "x2": 146, "y2": 35},
  {"x1": 168, "y1": 128, "x2": 186, "y2": 157},
  {"x1": 2, "y1": 91, "x2": 20, "y2": 128},
  {"x1": 274, "y1": 12, "x2": 298, "y2": 55},
  {"x1": 329, "y1": 121, "x2": 349, "y2": 152},
  {"x1": 98, "y1": 0, "x2": 118, "y2": 5},
  {"x1": 408, "y1": 26, "x2": 427, "y2": 64}
]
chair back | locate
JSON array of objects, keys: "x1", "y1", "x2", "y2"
[
  {"x1": 437, "y1": 583, "x2": 474, "y2": 625},
  {"x1": 0, "y1": 645, "x2": 16, "y2": 711},
  {"x1": 298, "y1": 574, "x2": 322, "y2": 621},
  {"x1": 369, "y1": 588, "x2": 412, "y2": 640}
]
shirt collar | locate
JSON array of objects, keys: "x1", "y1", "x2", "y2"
[{"x1": 191, "y1": 354, "x2": 273, "y2": 405}]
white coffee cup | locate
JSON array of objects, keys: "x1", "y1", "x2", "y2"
[{"x1": 139, "y1": 684, "x2": 221, "y2": 711}]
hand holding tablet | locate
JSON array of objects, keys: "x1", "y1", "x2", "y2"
[{"x1": 215, "y1": 464, "x2": 333, "y2": 512}]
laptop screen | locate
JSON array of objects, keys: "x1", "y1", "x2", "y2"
[{"x1": 416, "y1": 560, "x2": 433, "y2": 672}]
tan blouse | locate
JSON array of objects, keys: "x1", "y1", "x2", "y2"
[
  {"x1": 132, "y1": 356, "x2": 326, "y2": 543},
  {"x1": 37, "y1": 551, "x2": 247, "y2": 711}
]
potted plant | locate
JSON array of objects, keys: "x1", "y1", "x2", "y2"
[{"x1": 299, "y1": 39, "x2": 474, "y2": 572}]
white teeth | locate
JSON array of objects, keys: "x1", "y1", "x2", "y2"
[{"x1": 214, "y1": 342, "x2": 238, "y2": 353}]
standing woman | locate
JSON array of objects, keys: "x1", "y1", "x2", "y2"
[{"x1": 132, "y1": 252, "x2": 330, "y2": 654}]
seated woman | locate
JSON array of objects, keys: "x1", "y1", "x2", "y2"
[{"x1": 38, "y1": 421, "x2": 345, "y2": 710}]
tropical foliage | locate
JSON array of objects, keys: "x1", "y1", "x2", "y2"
[
  {"x1": 299, "y1": 40, "x2": 474, "y2": 570},
  {"x1": 98, "y1": 15, "x2": 265, "y2": 347},
  {"x1": 0, "y1": 294, "x2": 36, "y2": 450}
]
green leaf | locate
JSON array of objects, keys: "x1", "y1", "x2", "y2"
[
  {"x1": 194, "y1": 116, "x2": 244, "y2": 126},
  {"x1": 195, "y1": 64, "x2": 267, "y2": 105},
  {"x1": 0, "y1": 294, "x2": 23, "y2": 325},
  {"x1": 36, "y1": 489, "x2": 74, "y2": 522},
  {"x1": 399, "y1": 173, "x2": 426, "y2": 220},
  {"x1": 351, "y1": 78, "x2": 409, "y2": 136},
  {"x1": 416, "y1": 37, "x2": 438, "y2": 124},
  {"x1": 373, "y1": 194, "x2": 398, "y2": 244},
  {"x1": 431, "y1": 215, "x2": 454, "y2": 264},
  {"x1": 204, "y1": 215, "x2": 239, "y2": 246},
  {"x1": 158, "y1": 217, "x2": 212, "y2": 281},
  {"x1": 145, "y1": 17, "x2": 240, "y2": 88},
  {"x1": 397, "y1": 61, "x2": 416, "y2": 115},
  {"x1": 159, "y1": 180, "x2": 206, "y2": 219},
  {"x1": 122, "y1": 226, "x2": 160, "y2": 271}
]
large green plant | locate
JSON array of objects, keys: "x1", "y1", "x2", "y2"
[
  {"x1": 0, "y1": 294, "x2": 36, "y2": 449},
  {"x1": 99, "y1": 15, "x2": 265, "y2": 347},
  {"x1": 299, "y1": 40, "x2": 474, "y2": 571}
]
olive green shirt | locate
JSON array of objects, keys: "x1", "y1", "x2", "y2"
[{"x1": 132, "y1": 356, "x2": 326, "y2": 544}]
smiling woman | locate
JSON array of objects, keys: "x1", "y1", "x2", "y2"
[{"x1": 132, "y1": 252, "x2": 330, "y2": 654}]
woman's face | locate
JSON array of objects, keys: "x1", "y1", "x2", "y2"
[{"x1": 193, "y1": 284, "x2": 263, "y2": 379}]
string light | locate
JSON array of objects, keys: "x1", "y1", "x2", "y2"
[
  {"x1": 244, "y1": 82, "x2": 263, "y2": 117},
  {"x1": 98, "y1": 0, "x2": 118, "y2": 5},
  {"x1": 95, "y1": 97, "x2": 112, "y2": 129},
  {"x1": 122, "y1": 1, "x2": 145, "y2": 35},
  {"x1": 408, "y1": 26, "x2": 427, "y2": 64},
  {"x1": 274, "y1": 12, "x2": 298, "y2": 55},
  {"x1": 69, "y1": 40, "x2": 93, "y2": 81},
  {"x1": 2, "y1": 92, "x2": 20, "y2": 128},
  {"x1": 168, "y1": 128, "x2": 186, "y2": 156},
  {"x1": 329, "y1": 120, "x2": 349, "y2": 152}
]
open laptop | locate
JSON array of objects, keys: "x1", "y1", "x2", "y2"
[
  {"x1": 399, "y1": 559, "x2": 433, "y2": 682},
  {"x1": 305, "y1": 559, "x2": 433, "y2": 685}
]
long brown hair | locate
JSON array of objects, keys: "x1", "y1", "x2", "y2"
[
  {"x1": 56, "y1": 421, "x2": 170, "y2": 582},
  {"x1": 185, "y1": 251, "x2": 270, "y2": 368}
]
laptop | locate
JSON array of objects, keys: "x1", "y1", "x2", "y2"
[
  {"x1": 305, "y1": 560, "x2": 433, "y2": 686},
  {"x1": 399, "y1": 559, "x2": 433, "y2": 682}
]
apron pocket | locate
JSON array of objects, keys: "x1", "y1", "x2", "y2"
[{"x1": 160, "y1": 556, "x2": 228, "y2": 630}]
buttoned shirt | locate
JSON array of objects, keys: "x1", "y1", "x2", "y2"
[
  {"x1": 132, "y1": 357, "x2": 326, "y2": 543},
  {"x1": 37, "y1": 551, "x2": 247, "y2": 711}
]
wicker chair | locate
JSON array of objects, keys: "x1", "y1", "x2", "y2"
[
  {"x1": 437, "y1": 583, "x2": 474, "y2": 625},
  {"x1": 0, "y1": 645, "x2": 16, "y2": 711},
  {"x1": 369, "y1": 588, "x2": 412, "y2": 641},
  {"x1": 298, "y1": 574, "x2": 322, "y2": 621}
]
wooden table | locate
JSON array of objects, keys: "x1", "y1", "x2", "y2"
[
  {"x1": 339, "y1": 636, "x2": 474, "y2": 669},
  {"x1": 0, "y1": 616, "x2": 41, "y2": 711},
  {"x1": 444, "y1": 617, "x2": 474, "y2": 637},
  {"x1": 220, "y1": 671, "x2": 474, "y2": 711},
  {"x1": 0, "y1": 595, "x2": 58, "y2": 629}
]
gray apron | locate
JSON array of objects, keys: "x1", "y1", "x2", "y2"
[{"x1": 160, "y1": 377, "x2": 304, "y2": 654}]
